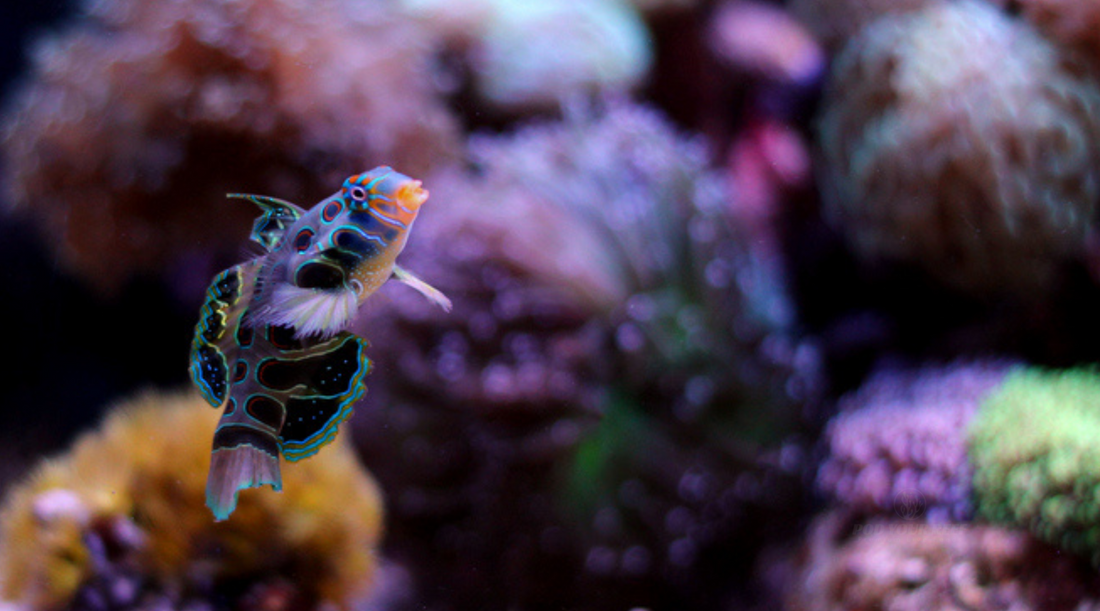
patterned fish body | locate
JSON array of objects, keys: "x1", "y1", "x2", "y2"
[{"x1": 189, "y1": 166, "x2": 449, "y2": 521}]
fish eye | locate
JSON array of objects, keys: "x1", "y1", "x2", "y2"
[{"x1": 349, "y1": 186, "x2": 367, "y2": 202}]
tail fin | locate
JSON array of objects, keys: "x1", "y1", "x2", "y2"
[{"x1": 206, "y1": 424, "x2": 283, "y2": 521}]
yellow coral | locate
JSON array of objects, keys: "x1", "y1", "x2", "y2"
[{"x1": 0, "y1": 390, "x2": 383, "y2": 610}]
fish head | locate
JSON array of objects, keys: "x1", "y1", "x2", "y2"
[
  {"x1": 251, "y1": 167, "x2": 429, "y2": 338},
  {"x1": 341, "y1": 165, "x2": 429, "y2": 230},
  {"x1": 271, "y1": 167, "x2": 429, "y2": 292}
]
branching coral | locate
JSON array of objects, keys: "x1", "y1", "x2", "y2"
[
  {"x1": 969, "y1": 367, "x2": 1100, "y2": 566},
  {"x1": 350, "y1": 97, "x2": 818, "y2": 609},
  {"x1": 0, "y1": 389, "x2": 383, "y2": 611},
  {"x1": 816, "y1": 0, "x2": 1100, "y2": 297},
  {"x1": 1, "y1": 0, "x2": 459, "y2": 294},
  {"x1": 817, "y1": 360, "x2": 1018, "y2": 523},
  {"x1": 782, "y1": 511, "x2": 1100, "y2": 611}
]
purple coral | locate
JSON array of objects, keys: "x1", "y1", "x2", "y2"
[
  {"x1": 816, "y1": 0, "x2": 1100, "y2": 297},
  {"x1": 1, "y1": 0, "x2": 458, "y2": 293},
  {"x1": 817, "y1": 360, "x2": 1018, "y2": 523},
  {"x1": 350, "y1": 98, "x2": 818, "y2": 610}
]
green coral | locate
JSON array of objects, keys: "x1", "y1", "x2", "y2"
[{"x1": 969, "y1": 367, "x2": 1100, "y2": 563}]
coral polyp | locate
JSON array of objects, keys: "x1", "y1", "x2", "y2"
[
  {"x1": 817, "y1": 360, "x2": 1017, "y2": 523},
  {"x1": 0, "y1": 390, "x2": 383, "y2": 611}
]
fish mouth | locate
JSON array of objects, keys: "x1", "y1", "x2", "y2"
[{"x1": 395, "y1": 180, "x2": 428, "y2": 213}]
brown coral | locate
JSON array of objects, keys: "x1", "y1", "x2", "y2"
[
  {"x1": 0, "y1": 389, "x2": 383, "y2": 611},
  {"x1": 782, "y1": 511, "x2": 1100, "y2": 611},
  {"x1": 816, "y1": 0, "x2": 1100, "y2": 297},
  {"x1": 1016, "y1": 0, "x2": 1100, "y2": 62},
  {"x1": 1, "y1": 0, "x2": 459, "y2": 293}
]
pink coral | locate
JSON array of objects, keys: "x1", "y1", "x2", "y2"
[
  {"x1": 817, "y1": 360, "x2": 1017, "y2": 522},
  {"x1": 1, "y1": 0, "x2": 458, "y2": 293},
  {"x1": 816, "y1": 0, "x2": 1100, "y2": 296},
  {"x1": 708, "y1": 0, "x2": 824, "y2": 84},
  {"x1": 782, "y1": 511, "x2": 1100, "y2": 611}
]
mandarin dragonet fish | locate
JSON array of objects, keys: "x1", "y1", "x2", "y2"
[{"x1": 189, "y1": 166, "x2": 451, "y2": 521}]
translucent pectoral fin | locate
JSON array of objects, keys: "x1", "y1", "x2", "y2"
[{"x1": 393, "y1": 265, "x2": 452, "y2": 312}]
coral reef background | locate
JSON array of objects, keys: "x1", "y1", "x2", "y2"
[{"x1": 7, "y1": 0, "x2": 1100, "y2": 609}]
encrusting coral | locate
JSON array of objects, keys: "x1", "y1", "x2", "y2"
[
  {"x1": 0, "y1": 389, "x2": 383, "y2": 611},
  {"x1": 969, "y1": 367, "x2": 1100, "y2": 566},
  {"x1": 781, "y1": 511, "x2": 1100, "y2": 611},
  {"x1": 1, "y1": 0, "x2": 459, "y2": 294},
  {"x1": 351, "y1": 97, "x2": 819, "y2": 610},
  {"x1": 817, "y1": 360, "x2": 1018, "y2": 523},
  {"x1": 815, "y1": 0, "x2": 1100, "y2": 297}
]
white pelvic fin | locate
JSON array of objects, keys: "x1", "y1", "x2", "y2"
[
  {"x1": 394, "y1": 265, "x2": 452, "y2": 312},
  {"x1": 253, "y1": 284, "x2": 359, "y2": 339}
]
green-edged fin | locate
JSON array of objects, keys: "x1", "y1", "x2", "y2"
[
  {"x1": 276, "y1": 333, "x2": 372, "y2": 461},
  {"x1": 189, "y1": 263, "x2": 255, "y2": 407}
]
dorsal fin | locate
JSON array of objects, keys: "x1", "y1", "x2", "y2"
[{"x1": 227, "y1": 193, "x2": 306, "y2": 252}]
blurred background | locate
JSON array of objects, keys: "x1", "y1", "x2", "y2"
[{"x1": 5, "y1": 0, "x2": 1100, "y2": 610}]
